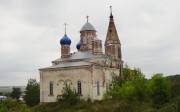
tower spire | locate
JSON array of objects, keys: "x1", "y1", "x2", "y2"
[
  {"x1": 110, "y1": 6, "x2": 113, "y2": 19},
  {"x1": 64, "y1": 23, "x2": 68, "y2": 34}
]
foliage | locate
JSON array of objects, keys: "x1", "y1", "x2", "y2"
[
  {"x1": 0, "y1": 97, "x2": 29, "y2": 112},
  {"x1": 57, "y1": 83, "x2": 79, "y2": 105},
  {"x1": 166, "y1": 75, "x2": 180, "y2": 98},
  {"x1": 104, "y1": 76, "x2": 147, "y2": 101},
  {"x1": 104, "y1": 67, "x2": 146, "y2": 101},
  {"x1": 24, "y1": 79, "x2": 40, "y2": 107},
  {"x1": 1, "y1": 70, "x2": 178, "y2": 111},
  {"x1": 147, "y1": 74, "x2": 172, "y2": 107},
  {"x1": 10, "y1": 87, "x2": 21, "y2": 100},
  {"x1": 104, "y1": 69, "x2": 173, "y2": 109},
  {"x1": 123, "y1": 67, "x2": 144, "y2": 82}
]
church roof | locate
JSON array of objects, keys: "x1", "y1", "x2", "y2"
[
  {"x1": 60, "y1": 34, "x2": 71, "y2": 45},
  {"x1": 40, "y1": 61, "x2": 94, "y2": 70},
  {"x1": 105, "y1": 12, "x2": 120, "y2": 45},
  {"x1": 53, "y1": 50, "x2": 111, "y2": 62},
  {"x1": 80, "y1": 22, "x2": 96, "y2": 31}
]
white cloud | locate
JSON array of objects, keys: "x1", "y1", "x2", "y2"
[{"x1": 0, "y1": 0, "x2": 180, "y2": 85}]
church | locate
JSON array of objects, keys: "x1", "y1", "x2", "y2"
[{"x1": 39, "y1": 9, "x2": 123, "y2": 103}]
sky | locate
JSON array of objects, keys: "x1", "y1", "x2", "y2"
[{"x1": 0, "y1": 0, "x2": 180, "y2": 86}]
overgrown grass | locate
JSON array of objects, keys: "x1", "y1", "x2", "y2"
[{"x1": 30, "y1": 98, "x2": 180, "y2": 112}]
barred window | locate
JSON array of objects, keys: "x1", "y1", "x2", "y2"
[
  {"x1": 77, "y1": 81, "x2": 82, "y2": 95},
  {"x1": 49, "y1": 81, "x2": 54, "y2": 95},
  {"x1": 97, "y1": 81, "x2": 100, "y2": 95}
]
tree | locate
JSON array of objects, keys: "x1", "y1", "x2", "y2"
[
  {"x1": 24, "y1": 79, "x2": 40, "y2": 106},
  {"x1": 10, "y1": 87, "x2": 21, "y2": 100},
  {"x1": 147, "y1": 74, "x2": 171, "y2": 106},
  {"x1": 166, "y1": 75, "x2": 180, "y2": 98},
  {"x1": 104, "y1": 68, "x2": 146, "y2": 101}
]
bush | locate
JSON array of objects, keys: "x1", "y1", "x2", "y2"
[
  {"x1": 0, "y1": 97, "x2": 29, "y2": 112},
  {"x1": 104, "y1": 76, "x2": 147, "y2": 101},
  {"x1": 57, "y1": 83, "x2": 80, "y2": 105}
]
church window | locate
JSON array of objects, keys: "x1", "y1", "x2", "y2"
[
  {"x1": 77, "y1": 81, "x2": 82, "y2": 95},
  {"x1": 49, "y1": 81, "x2": 54, "y2": 95},
  {"x1": 97, "y1": 81, "x2": 100, "y2": 95},
  {"x1": 83, "y1": 36, "x2": 87, "y2": 44}
]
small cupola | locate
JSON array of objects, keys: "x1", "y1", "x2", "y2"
[
  {"x1": 76, "y1": 41, "x2": 81, "y2": 51},
  {"x1": 60, "y1": 34, "x2": 71, "y2": 45},
  {"x1": 60, "y1": 23, "x2": 71, "y2": 58}
]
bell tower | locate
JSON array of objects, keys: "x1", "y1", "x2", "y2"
[{"x1": 105, "y1": 7, "x2": 122, "y2": 60}]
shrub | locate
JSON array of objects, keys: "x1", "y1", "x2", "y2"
[
  {"x1": 0, "y1": 97, "x2": 29, "y2": 112},
  {"x1": 57, "y1": 83, "x2": 79, "y2": 105}
]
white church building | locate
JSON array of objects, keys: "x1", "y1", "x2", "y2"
[{"x1": 39, "y1": 9, "x2": 123, "y2": 103}]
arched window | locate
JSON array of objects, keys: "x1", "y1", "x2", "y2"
[
  {"x1": 49, "y1": 81, "x2": 54, "y2": 95},
  {"x1": 97, "y1": 81, "x2": 100, "y2": 95},
  {"x1": 77, "y1": 81, "x2": 82, "y2": 95},
  {"x1": 83, "y1": 36, "x2": 87, "y2": 44}
]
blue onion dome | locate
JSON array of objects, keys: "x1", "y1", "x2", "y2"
[
  {"x1": 80, "y1": 22, "x2": 96, "y2": 31},
  {"x1": 76, "y1": 41, "x2": 81, "y2": 50},
  {"x1": 60, "y1": 34, "x2": 71, "y2": 45}
]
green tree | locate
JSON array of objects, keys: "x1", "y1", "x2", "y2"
[
  {"x1": 166, "y1": 75, "x2": 180, "y2": 98},
  {"x1": 104, "y1": 68, "x2": 146, "y2": 101},
  {"x1": 147, "y1": 74, "x2": 171, "y2": 107},
  {"x1": 24, "y1": 79, "x2": 40, "y2": 107},
  {"x1": 10, "y1": 87, "x2": 21, "y2": 100}
]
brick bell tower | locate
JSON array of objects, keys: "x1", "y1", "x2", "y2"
[
  {"x1": 80, "y1": 16, "x2": 96, "y2": 51},
  {"x1": 105, "y1": 7, "x2": 122, "y2": 60},
  {"x1": 92, "y1": 36, "x2": 103, "y2": 55}
]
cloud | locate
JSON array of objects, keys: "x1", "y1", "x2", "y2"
[
  {"x1": 0, "y1": 0, "x2": 180, "y2": 85},
  {"x1": 0, "y1": 72, "x2": 39, "y2": 86}
]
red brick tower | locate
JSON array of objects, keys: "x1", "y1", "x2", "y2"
[{"x1": 80, "y1": 16, "x2": 96, "y2": 51}]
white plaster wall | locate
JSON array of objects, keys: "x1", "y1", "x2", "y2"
[
  {"x1": 92, "y1": 66, "x2": 120, "y2": 100},
  {"x1": 40, "y1": 65, "x2": 120, "y2": 103},
  {"x1": 40, "y1": 66, "x2": 93, "y2": 103}
]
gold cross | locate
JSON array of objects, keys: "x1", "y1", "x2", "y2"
[
  {"x1": 110, "y1": 6, "x2": 112, "y2": 11},
  {"x1": 64, "y1": 23, "x2": 68, "y2": 34}
]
